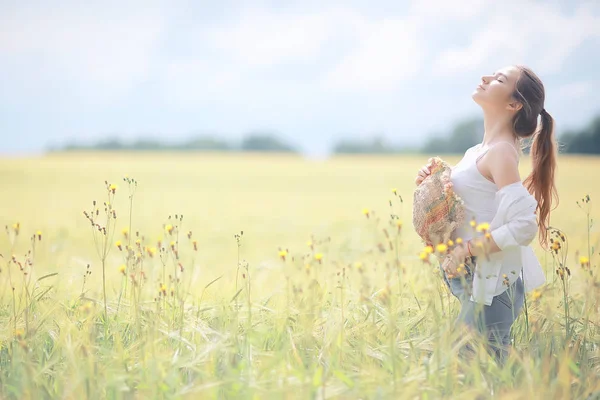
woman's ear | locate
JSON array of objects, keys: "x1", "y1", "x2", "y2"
[{"x1": 507, "y1": 101, "x2": 523, "y2": 112}]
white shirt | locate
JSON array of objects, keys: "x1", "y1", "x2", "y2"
[{"x1": 451, "y1": 143, "x2": 546, "y2": 305}]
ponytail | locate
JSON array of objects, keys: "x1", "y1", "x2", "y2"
[{"x1": 523, "y1": 109, "x2": 558, "y2": 247}]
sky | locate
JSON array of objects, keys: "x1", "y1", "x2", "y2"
[{"x1": 1, "y1": 0, "x2": 599, "y2": 156}]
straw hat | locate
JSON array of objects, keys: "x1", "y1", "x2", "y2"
[{"x1": 412, "y1": 157, "x2": 465, "y2": 247}]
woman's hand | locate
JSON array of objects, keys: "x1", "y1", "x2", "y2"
[
  {"x1": 415, "y1": 159, "x2": 433, "y2": 186},
  {"x1": 442, "y1": 244, "x2": 470, "y2": 278}
]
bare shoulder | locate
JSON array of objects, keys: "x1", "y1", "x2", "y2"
[
  {"x1": 484, "y1": 141, "x2": 521, "y2": 188},
  {"x1": 486, "y1": 141, "x2": 519, "y2": 164}
]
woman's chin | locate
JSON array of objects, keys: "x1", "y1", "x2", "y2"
[{"x1": 471, "y1": 92, "x2": 484, "y2": 105}]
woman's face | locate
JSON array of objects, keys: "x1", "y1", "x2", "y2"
[{"x1": 472, "y1": 65, "x2": 521, "y2": 110}]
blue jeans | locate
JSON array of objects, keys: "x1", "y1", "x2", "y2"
[{"x1": 440, "y1": 260, "x2": 524, "y2": 364}]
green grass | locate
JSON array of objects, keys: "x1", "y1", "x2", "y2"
[{"x1": 0, "y1": 152, "x2": 598, "y2": 399}]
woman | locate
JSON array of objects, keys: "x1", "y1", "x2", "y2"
[{"x1": 415, "y1": 65, "x2": 557, "y2": 363}]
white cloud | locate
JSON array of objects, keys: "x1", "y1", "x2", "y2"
[
  {"x1": 556, "y1": 81, "x2": 594, "y2": 100},
  {"x1": 0, "y1": 4, "x2": 166, "y2": 100},
  {"x1": 162, "y1": 7, "x2": 425, "y2": 99},
  {"x1": 162, "y1": 60, "x2": 244, "y2": 106},
  {"x1": 324, "y1": 17, "x2": 423, "y2": 91},
  {"x1": 206, "y1": 9, "x2": 337, "y2": 67},
  {"x1": 434, "y1": 1, "x2": 600, "y2": 76},
  {"x1": 409, "y1": 0, "x2": 486, "y2": 20}
]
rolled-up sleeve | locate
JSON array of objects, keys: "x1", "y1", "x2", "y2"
[{"x1": 490, "y1": 186, "x2": 538, "y2": 250}]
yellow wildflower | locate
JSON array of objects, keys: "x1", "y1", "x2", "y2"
[
  {"x1": 447, "y1": 240, "x2": 454, "y2": 247},
  {"x1": 456, "y1": 238, "x2": 463, "y2": 245},
  {"x1": 115, "y1": 240, "x2": 122, "y2": 251},
  {"x1": 424, "y1": 246, "x2": 434, "y2": 254},
  {"x1": 118, "y1": 264, "x2": 126, "y2": 275},
  {"x1": 122, "y1": 227, "x2": 129, "y2": 237},
  {"x1": 36, "y1": 230, "x2": 42, "y2": 241},
  {"x1": 165, "y1": 224, "x2": 174, "y2": 235},
  {"x1": 476, "y1": 223, "x2": 490, "y2": 233},
  {"x1": 485, "y1": 232, "x2": 492, "y2": 239},
  {"x1": 278, "y1": 249, "x2": 288, "y2": 260},
  {"x1": 436, "y1": 244, "x2": 448, "y2": 254},
  {"x1": 396, "y1": 220, "x2": 403, "y2": 229},
  {"x1": 147, "y1": 247, "x2": 157, "y2": 257},
  {"x1": 377, "y1": 287, "x2": 390, "y2": 304},
  {"x1": 315, "y1": 253, "x2": 323, "y2": 262},
  {"x1": 306, "y1": 240, "x2": 313, "y2": 248},
  {"x1": 580, "y1": 256, "x2": 590, "y2": 267},
  {"x1": 470, "y1": 219, "x2": 476, "y2": 228},
  {"x1": 531, "y1": 289, "x2": 542, "y2": 301},
  {"x1": 12, "y1": 223, "x2": 20, "y2": 235},
  {"x1": 354, "y1": 261, "x2": 363, "y2": 270},
  {"x1": 14, "y1": 329, "x2": 25, "y2": 339},
  {"x1": 419, "y1": 252, "x2": 429, "y2": 261},
  {"x1": 109, "y1": 184, "x2": 117, "y2": 194},
  {"x1": 362, "y1": 208, "x2": 370, "y2": 218},
  {"x1": 392, "y1": 188, "x2": 397, "y2": 195}
]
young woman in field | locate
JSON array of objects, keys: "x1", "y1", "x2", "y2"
[{"x1": 414, "y1": 65, "x2": 557, "y2": 363}]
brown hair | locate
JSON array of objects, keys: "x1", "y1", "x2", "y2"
[{"x1": 511, "y1": 65, "x2": 558, "y2": 247}]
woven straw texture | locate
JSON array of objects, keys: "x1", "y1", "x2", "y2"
[{"x1": 412, "y1": 157, "x2": 465, "y2": 247}]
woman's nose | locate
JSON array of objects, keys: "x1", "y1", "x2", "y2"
[{"x1": 481, "y1": 76, "x2": 490, "y2": 84}]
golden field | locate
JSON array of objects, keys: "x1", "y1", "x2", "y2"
[{"x1": 0, "y1": 152, "x2": 598, "y2": 399}]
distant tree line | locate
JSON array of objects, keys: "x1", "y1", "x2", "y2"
[
  {"x1": 50, "y1": 113, "x2": 599, "y2": 156},
  {"x1": 418, "y1": 113, "x2": 600, "y2": 155},
  {"x1": 560, "y1": 114, "x2": 600, "y2": 154},
  {"x1": 331, "y1": 136, "x2": 418, "y2": 154},
  {"x1": 338, "y1": 113, "x2": 599, "y2": 156},
  {"x1": 52, "y1": 132, "x2": 298, "y2": 154}
]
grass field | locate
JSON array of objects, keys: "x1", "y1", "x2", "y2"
[{"x1": 0, "y1": 152, "x2": 599, "y2": 399}]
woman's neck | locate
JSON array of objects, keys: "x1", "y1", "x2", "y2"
[{"x1": 481, "y1": 108, "x2": 516, "y2": 147}]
